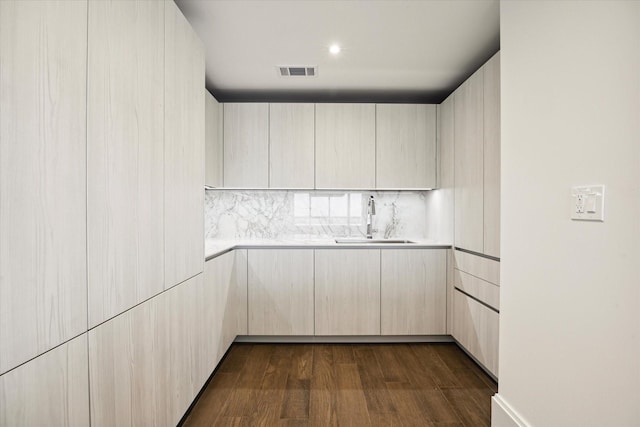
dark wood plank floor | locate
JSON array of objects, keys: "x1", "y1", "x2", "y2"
[{"x1": 182, "y1": 343, "x2": 497, "y2": 427}]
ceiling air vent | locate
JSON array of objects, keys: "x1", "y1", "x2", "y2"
[{"x1": 278, "y1": 66, "x2": 317, "y2": 77}]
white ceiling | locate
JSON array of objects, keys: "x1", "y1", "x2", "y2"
[{"x1": 175, "y1": 0, "x2": 500, "y2": 103}]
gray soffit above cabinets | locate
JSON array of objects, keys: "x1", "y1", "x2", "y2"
[{"x1": 175, "y1": 0, "x2": 499, "y2": 103}]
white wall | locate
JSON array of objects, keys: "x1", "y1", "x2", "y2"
[{"x1": 495, "y1": 2, "x2": 640, "y2": 426}]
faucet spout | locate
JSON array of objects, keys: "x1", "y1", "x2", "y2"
[{"x1": 366, "y1": 195, "x2": 376, "y2": 239}]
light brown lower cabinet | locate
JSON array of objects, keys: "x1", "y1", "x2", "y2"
[
  {"x1": 88, "y1": 290, "x2": 169, "y2": 426},
  {"x1": 87, "y1": 251, "x2": 247, "y2": 427},
  {"x1": 3, "y1": 247, "x2": 455, "y2": 427},
  {"x1": 0, "y1": 334, "x2": 89, "y2": 426},
  {"x1": 248, "y1": 249, "x2": 314, "y2": 335},
  {"x1": 204, "y1": 249, "x2": 248, "y2": 364},
  {"x1": 88, "y1": 274, "x2": 213, "y2": 427},
  {"x1": 315, "y1": 249, "x2": 381, "y2": 335},
  {"x1": 452, "y1": 289, "x2": 499, "y2": 377},
  {"x1": 381, "y1": 249, "x2": 447, "y2": 335}
]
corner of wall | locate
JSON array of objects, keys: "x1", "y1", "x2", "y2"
[{"x1": 491, "y1": 394, "x2": 530, "y2": 427}]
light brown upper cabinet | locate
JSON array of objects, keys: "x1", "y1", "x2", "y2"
[
  {"x1": 376, "y1": 104, "x2": 437, "y2": 189},
  {"x1": 315, "y1": 103, "x2": 376, "y2": 189},
  {"x1": 87, "y1": 0, "x2": 165, "y2": 328},
  {"x1": 453, "y1": 52, "x2": 500, "y2": 257},
  {"x1": 218, "y1": 102, "x2": 440, "y2": 190},
  {"x1": 205, "y1": 91, "x2": 223, "y2": 188},
  {"x1": 164, "y1": 0, "x2": 205, "y2": 288},
  {"x1": 269, "y1": 103, "x2": 315, "y2": 188},
  {"x1": 223, "y1": 103, "x2": 269, "y2": 188},
  {"x1": 431, "y1": 95, "x2": 455, "y2": 244},
  {"x1": 0, "y1": 0, "x2": 88, "y2": 374},
  {"x1": 483, "y1": 52, "x2": 501, "y2": 258},
  {"x1": 454, "y1": 67, "x2": 485, "y2": 254}
]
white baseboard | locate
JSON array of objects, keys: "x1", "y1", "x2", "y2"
[{"x1": 492, "y1": 394, "x2": 530, "y2": 427}]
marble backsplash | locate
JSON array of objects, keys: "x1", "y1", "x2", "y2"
[{"x1": 204, "y1": 190, "x2": 429, "y2": 240}]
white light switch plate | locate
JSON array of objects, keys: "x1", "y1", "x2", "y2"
[{"x1": 571, "y1": 185, "x2": 605, "y2": 221}]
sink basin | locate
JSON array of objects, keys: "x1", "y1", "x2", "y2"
[{"x1": 335, "y1": 238, "x2": 416, "y2": 244}]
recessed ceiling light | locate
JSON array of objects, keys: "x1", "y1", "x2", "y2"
[{"x1": 329, "y1": 44, "x2": 341, "y2": 55}]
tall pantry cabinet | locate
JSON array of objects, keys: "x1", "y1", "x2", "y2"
[
  {"x1": 164, "y1": 0, "x2": 205, "y2": 287},
  {"x1": 0, "y1": 1, "x2": 206, "y2": 425},
  {"x1": 450, "y1": 52, "x2": 501, "y2": 378},
  {"x1": 482, "y1": 53, "x2": 501, "y2": 258},
  {"x1": 0, "y1": 0, "x2": 89, "y2": 380},
  {"x1": 454, "y1": 69, "x2": 484, "y2": 254},
  {"x1": 454, "y1": 52, "x2": 500, "y2": 258},
  {"x1": 87, "y1": 0, "x2": 165, "y2": 328},
  {"x1": 0, "y1": 1, "x2": 90, "y2": 425},
  {"x1": 87, "y1": 0, "x2": 204, "y2": 326}
]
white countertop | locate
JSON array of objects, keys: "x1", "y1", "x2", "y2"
[{"x1": 205, "y1": 238, "x2": 452, "y2": 261}]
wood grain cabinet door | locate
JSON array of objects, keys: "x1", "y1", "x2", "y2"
[
  {"x1": 89, "y1": 295, "x2": 169, "y2": 427},
  {"x1": 315, "y1": 249, "x2": 380, "y2": 335},
  {"x1": 0, "y1": 0, "x2": 88, "y2": 373},
  {"x1": 381, "y1": 249, "x2": 447, "y2": 335},
  {"x1": 224, "y1": 103, "x2": 269, "y2": 188},
  {"x1": 248, "y1": 249, "x2": 314, "y2": 335},
  {"x1": 89, "y1": 273, "x2": 213, "y2": 427},
  {"x1": 315, "y1": 104, "x2": 376, "y2": 189},
  {"x1": 164, "y1": 0, "x2": 205, "y2": 288},
  {"x1": 87, "y1": 0, "x2": 165, "y2": 327},
  {"x1": 483, "y1": 52, "x2": 501, "y2": 258},
  {"x1": 376, "y1": 104, "x2": 437, "y2": 189},
  {"x1": 1, "y1": 335, "x2": 89, "y2": 426},
  {"x1": 269, "y1": 103, "x2": 315, "y2": 189},
  {"x1": 454, "y1": 68, "x2": 485, "y2": 254},
  {"x1": 205, "y1": 250, "x2": 248, "y2": 364},
  {"x1": 205, "y1": 91, "x2": 224, "y2": 188}
]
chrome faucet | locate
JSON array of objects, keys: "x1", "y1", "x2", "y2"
[{"x1": 366, "y1": 195, "x2": 377, "y2": 239}]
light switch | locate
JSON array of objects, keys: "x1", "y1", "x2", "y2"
[
  {"x1": 586, "y1": 194, "x2": 597, "y2": 213},
  {"x1": 571, "y1": 185, "x2": 605, "y2": 221}
]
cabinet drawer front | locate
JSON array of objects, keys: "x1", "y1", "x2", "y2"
[
  {"x1": 454, "y1": 250, "x2": 500, "y2": 285},
  {"x1": 454, "y1": 269, "x2": 500, "y2": 310},
  {"x1": 452, "y1": 289, "x2": 499, "y2": 377}
]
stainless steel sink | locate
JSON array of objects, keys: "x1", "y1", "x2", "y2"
[{"x1": 335, "y1": 238, "x2": 416, "y2": 244}]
